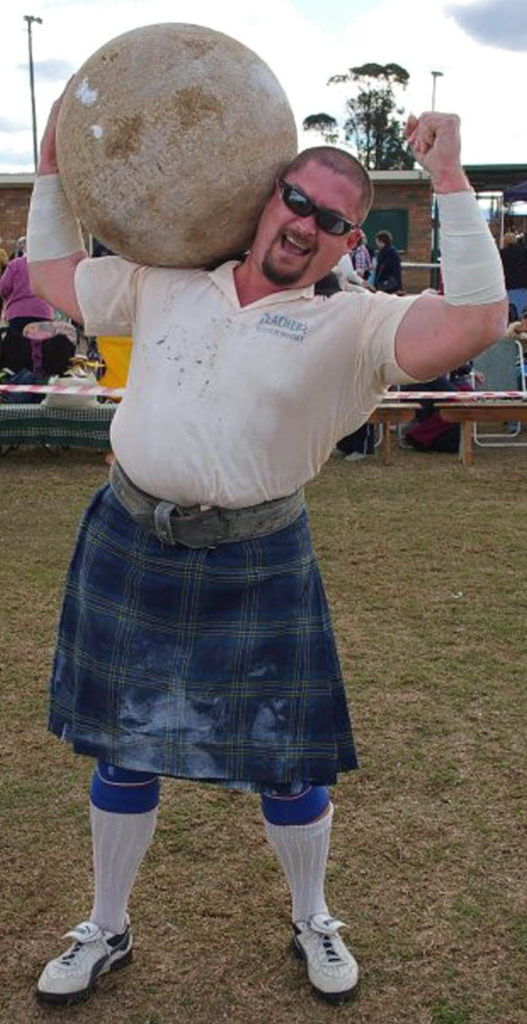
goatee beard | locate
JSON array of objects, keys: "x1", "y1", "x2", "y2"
[{"x1": 262, "y1": 251, "x2": 310, "y2": 286}]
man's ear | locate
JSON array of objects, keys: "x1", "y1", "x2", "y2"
[{"x1": 345, "y1": 226, "x2": 363, "y2": 252}]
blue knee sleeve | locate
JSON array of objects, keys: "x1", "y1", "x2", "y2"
[
  {"x1": 90, "y1": 761, "x2": 160, "y2": 814},
  {"x1": 261, "y1": 785, "x2": 330, "y2": 825}
]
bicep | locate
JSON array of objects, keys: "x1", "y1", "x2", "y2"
[
  {"x1": 394, "y1": 293, "x2": 508, "y2": 380},
  {"x1": 28, "y1": 252, "x2": 86, "y2": 323}
]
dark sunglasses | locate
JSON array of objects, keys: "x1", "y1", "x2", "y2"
[{"x1": 278, "y1": 179, "x2": 355, "y2": 236}]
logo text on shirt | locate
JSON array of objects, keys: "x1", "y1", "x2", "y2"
[{"x1": 255, "y1": 312, "x2": 309, "y2": 343}]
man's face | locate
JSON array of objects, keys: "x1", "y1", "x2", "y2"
[{"x1": 251, "y1": 161, "x2": 363, "y2": 289}]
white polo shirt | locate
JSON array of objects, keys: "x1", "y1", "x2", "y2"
[{"x1": 75, "y1": 257, "x2": 417, "y2": 508}]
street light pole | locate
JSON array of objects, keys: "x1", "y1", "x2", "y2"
[
  {"x1": 430, "y1": 70, "x2": 443, "y2": 112},
  {"x1": 430, "y1": 71, "x2": 444, "y2": 288},
  {"x1": 24, "y1": 14, "x2": 43, "y2": 172}
]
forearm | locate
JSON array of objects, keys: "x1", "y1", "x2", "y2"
[
  {"x1": 395, "y1": 190, "x2": 507, "y2": 379},
  {"x1": 29, "y1": 251, "x2": 86, "y2": 323},
  {"x1": 27, "y1": 173, "x2": 86, "y2": 322}
]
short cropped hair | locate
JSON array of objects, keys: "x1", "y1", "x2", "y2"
[
  {"x1": 282, "y1": 146, "x2": 373, "y2": 223},
  {"x1": 375, "y1": 230, "x2": 393, "y2": 245}
]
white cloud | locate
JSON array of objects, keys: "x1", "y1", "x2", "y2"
[
  {"x1": 0, "y1": 116, "x2": 29, "y2": 133},
  {"x1": 0, "y1": 147, "x2": 35, "y2": 169},
  {"x1": 325, "y1": 0, "x2": 527, "y2": 165},
  {"x1": 2, "y1": 0, "x2": 526, "y2": 174},
  {"x1": 34, "y1": 58, "x2": 77, "y2": 81}
]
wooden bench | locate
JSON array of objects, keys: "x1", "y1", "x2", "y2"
[
  {"x1": 437, "y1": 401, "x2": 527, "y2": 466},
  {"x1": 368, "y1": 402, "x2": 421, "y2": 463}
]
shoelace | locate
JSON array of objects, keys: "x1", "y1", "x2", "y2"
[
  {"x1": 60, "y1": 943, "x2": 84, "y2": 965},
  {"x1": 321, "y1": 934, "x2": 345, "y2": 964}
]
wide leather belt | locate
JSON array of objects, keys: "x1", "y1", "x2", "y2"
[{"x1": 109, "y1": 460, "x2": 305, "y2": 548}]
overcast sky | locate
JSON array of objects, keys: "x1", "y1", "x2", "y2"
[{"x1": 3, "y1": 0, "x2": 526, "y2": 173}]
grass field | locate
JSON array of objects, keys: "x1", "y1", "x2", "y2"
[{"x1": 0, "y1": 444, "x2": 525, "y2": 1024}]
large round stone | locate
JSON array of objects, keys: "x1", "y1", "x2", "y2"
[{"x1": 56, "y1": 23, "x2": 297, "y2": 266}]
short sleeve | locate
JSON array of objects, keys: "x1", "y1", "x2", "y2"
[
  {"x1": 355, "y1": 291, "x2": 421, "y2": 387},
  {"x1": 74, "y1": 256, "x2": 147, "y2": 336}
]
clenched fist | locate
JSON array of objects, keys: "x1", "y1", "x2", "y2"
[{"x1": 404, "y1": 112, "x2": 470, "y2": 194}]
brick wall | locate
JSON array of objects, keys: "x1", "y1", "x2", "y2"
[
  {"x1": 0, "y1": 177, "x2": 434, "y2": 293},
  {"x1": 0, "y1": 185, "x2": 32, "y2": 255},
  {"x1": 370, "y1": 179, "x2": 433, "y2": 293}
]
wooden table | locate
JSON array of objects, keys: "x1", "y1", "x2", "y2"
[
  {"x1": 437, "y1": 401, "x2": 527, "y2": 466},
  {"x1": 368, "y1": 403, "x2": 420, "y2": 464}
]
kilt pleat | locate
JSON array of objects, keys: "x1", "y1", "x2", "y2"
[{"x1": 48, "y1": 484, "x2": 358, "y2": 790}]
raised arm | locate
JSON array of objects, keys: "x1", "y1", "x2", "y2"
[
  {"x1": 394, "y1": 113, "x2": 507, "y2": 380},
  {"x1": 27, "y1": 94, "x2": 87, "y2": 323}
]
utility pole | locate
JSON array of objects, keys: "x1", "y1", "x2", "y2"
[
  {"x1": 24, "y1": 14, "x2": 43, "y2": 172},
  {"x1": 430, "y1": 71, "x2": 444, "y2": 288},
  {"x1": 430, "y1": 70, "x2": 443, "y2": 112}
]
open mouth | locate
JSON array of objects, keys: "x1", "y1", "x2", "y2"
[{"x1": 280, "y1": 231, "x2": 313, "y2": 257}]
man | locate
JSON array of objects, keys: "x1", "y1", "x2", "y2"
[
  {"x1": 499, "y1": 230, "x2": 527, "y2": 319},
  {"x1": 373, "y1": 229, "x2": 403, "y2": 294},
  {"x1": 27, "y1": 98, "x2": 506, "y2": 1006}
]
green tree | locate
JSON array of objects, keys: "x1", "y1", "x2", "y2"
[{"x1": 303, "y1": 62, "x2": 414, "y2": 170}]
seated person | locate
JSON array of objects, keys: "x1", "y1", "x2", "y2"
[
  {"x1": 402, "y1": 364, "x2": 474, "y2": 453},
  {"x1": 0, "y1": 254, "x2": 53, "y2": 333}
]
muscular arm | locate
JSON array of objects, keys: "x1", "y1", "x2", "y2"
[
  {"x1": 395, "y1": 292, "x2": 507, "y2": 380},
  {"x1": 29, "y1": 251, "x2": 86, "y2": 324},
  {"x1": 393, "y1": 113, "x2": 507, "y2": 381},
  {"x1": 26, "y1": 93, "x2": 87, "y2": 325}
]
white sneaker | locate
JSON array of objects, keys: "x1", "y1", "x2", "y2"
[
  {"x1": 36, "y1": 917, "x2": 133, "y2": 1004},
  {"x1": 344, "y1": 451, "x2": 367, "y2": 462},
  {"x1": 292, "y1": 914, "x2": 359, "y2": 1002}
]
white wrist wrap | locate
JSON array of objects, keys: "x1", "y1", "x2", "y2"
[
  {"x1": 438, "y1": 191, "x2": 506, "y2": 306},
  {"x1": 27, "y1": 174, "x2": 85, "y2": 261}
]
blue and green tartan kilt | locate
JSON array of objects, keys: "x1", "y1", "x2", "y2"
[{"x1": 48, "y1": 484, "x2": 358, "y2": 791}]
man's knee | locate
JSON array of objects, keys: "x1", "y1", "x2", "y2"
[
  {"x1": 90, "y1": 761, "x2": 160, "y2": 813},
  {"x1": 261, "y1": 785, "x2": 330, "y2": 825}
]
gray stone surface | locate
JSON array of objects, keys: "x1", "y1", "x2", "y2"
[{"x1": 57, "y1": 23, "x2": 298, "y2": 267}]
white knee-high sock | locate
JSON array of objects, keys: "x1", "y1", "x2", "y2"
[
  {"x1": 263, "y1": 803, "x2": 334, "y2": 924},
  {"x1": 89, "y1": 802, "x2": 158, "y2": 934}
]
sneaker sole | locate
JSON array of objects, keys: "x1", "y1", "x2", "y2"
[
  {"x1": 35, "y1": 947, "x2": 133, "y2": 1006},
  {"x1": 291, "y1": 936, "x2": 359, "y2": 1004}
]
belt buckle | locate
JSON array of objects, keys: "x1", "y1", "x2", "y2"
[
  {"x1": 153, "y1": 501, "x2": 177, "y2": 543},
  {"x1": 173, "y1": 503, "x2": 209, "y2": 521}
]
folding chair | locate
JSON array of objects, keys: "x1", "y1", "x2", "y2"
[{"x1": 472, "y1": 337, "x2": 527, "y2": 446}]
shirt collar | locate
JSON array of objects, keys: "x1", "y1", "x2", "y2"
[{"x1": 208, "y1": 260, "x2": 315, "y2": 310}]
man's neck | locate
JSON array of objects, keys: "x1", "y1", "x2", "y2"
[{"x1": 233, "y1": 256, "x2": 297, "y2": 307}]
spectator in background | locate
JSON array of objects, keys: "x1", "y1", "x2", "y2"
[
  {"x1": 505, "y1": 315, "x2": 527, "y2": 351},
  {"x1": 350, "y1": 229, "x2": 372, "y2": 281},
  {"x1": 499, "y1": 231, "x2": 527, "y2": 319},
  {"x1": 335, "y1": 229, "x2": 374, "y2": 292},
  {"x1": 334, "y1": 252, "x2": 367, "y2": 290},
  {"x1": 327, "y1": 258, "x2": 375, "y2": 460},
  {"x1": 374, "y1": 230, "x2": 402, "y2": 294},
  {"x1": 0, "y1": 254, "x2": 53, "y2": 333}
]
